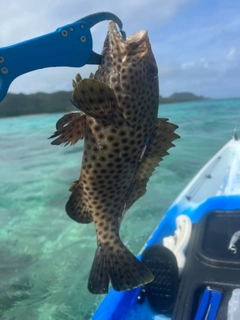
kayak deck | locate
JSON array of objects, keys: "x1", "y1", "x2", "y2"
[
  {"x1": 93, "y1": 196, "x2": 240, "y2": 320},
  {"x1": 173, "y1": 208, "x2": 240, "y2": 319}
]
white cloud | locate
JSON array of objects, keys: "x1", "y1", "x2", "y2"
[
  {"x1": 181, "y1": 61, "x2": 195, "y2": 69},
  {"x1": 200, "y1": 58, "x2": 208, "y2": 69},
  {"x1": 226, "y1": 47, "x2": 236, "y2": 60},
  {"x1": 181, "y1": 59, "x2": 208, "y2": 70}
]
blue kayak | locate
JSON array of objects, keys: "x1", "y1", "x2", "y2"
[{"x1": 93, "y1": 136, "x2": 240, "y2": 320}]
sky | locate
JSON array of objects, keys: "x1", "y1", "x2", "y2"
[{"x1": 0, "y1": 0, "x2": 239, "y2": 99}]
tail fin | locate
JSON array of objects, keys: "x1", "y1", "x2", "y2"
[{"x1": 88, "y1": 241, "x2": 153, "y2": 294}]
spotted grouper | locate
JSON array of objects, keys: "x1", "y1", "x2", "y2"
[{"x1": 50, "y1": 22, "x2": 179, "y2": 294}]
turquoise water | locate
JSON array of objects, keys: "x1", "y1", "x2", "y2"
[{"x1": 0, "y1": 98, "x2": 240, "y2": 319}]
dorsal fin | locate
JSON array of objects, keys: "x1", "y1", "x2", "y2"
[{"x1": 126, "y1": 118, "x2": 179, "y2": 209}]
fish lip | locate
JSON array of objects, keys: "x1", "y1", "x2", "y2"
[
  {"x1": 108, "y1": 21, "x2": 148, "y2": 45},
  {"x1": 108, "y1": 21, "x2": 124, "y2": 41},
  {"x1": 108, "y1": 22, "x2": 149, "y2": 63},
  {"x1": 126, "y1": 30, "x2": 148, "y2": 46}
]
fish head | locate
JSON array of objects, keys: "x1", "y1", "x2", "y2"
[{"x1": 96, "y1": 22, "x2": 159, "y2": 97}]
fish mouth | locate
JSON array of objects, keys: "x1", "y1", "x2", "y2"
[
  {"x1": 108, "y1": 21, "x2": 125, "y2": 41},
  {"x1": 108, "y1": 21, "x2": 148, "y2": 44},
  {"x1": 108, "y1": 22, "x2": 149, "y2": 62}
]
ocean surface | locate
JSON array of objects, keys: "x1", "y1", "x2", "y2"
[{"x1": 0, "y1": 98, "x2": 240, "y2": 320}]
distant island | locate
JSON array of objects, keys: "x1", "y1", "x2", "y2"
[
  {"x1": 159, "y1": 92, "x2": 206, "y2": 104},
  {"x1": 0, "y1": 91, "x2": 206, "y2": 118},
  {"x1": 0, "y1": 91, "x2": 75, "y2": 118}
]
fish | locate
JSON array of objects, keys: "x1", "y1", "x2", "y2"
[{"x1": 50, "y1": 22, "x2": 179, "y2": 294}]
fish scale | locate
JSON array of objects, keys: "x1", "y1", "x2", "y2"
[{"x1": 50, "y1": 21, "x2": 179, "y2": 294}]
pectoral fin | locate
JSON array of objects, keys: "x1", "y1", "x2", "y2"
[
  {"x1": 126, "y1": 118, "x2": 179, "y2": 209},
  {"x1": 55, "y1": 111, "x2": 84, "y2": 130},
  {"x1": 49, "y1": 112, "x2": 86, "y2": 146},
  {"x1": 71, "y1": 78, "x2": 118, "y2": 119}
]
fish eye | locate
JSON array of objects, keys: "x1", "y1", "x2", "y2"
[{"x1": 148, "y1": 64, "x2": 158, "y2": 75}]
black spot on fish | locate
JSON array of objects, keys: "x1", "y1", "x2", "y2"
[
  {"x1": 118, "y1": 120, "x2": 124, "y2": 126},
  {"x1": 122, "y1": 153, "x2": 129, "y2": 158},
  {"x1": 136, "y1": 125, "x2": 142, "y2": 131},
  {"x1": 113, "y1": 141, "x2": 120, "y2": 147},
  {"x1": 99, "y1": 156, "x2": 107, "y2": 162},
  {"x1": 96, "y1": 162, "x2": 102, "y2": 168},
  {"x1": 98, "y1": 133, "x2": 105, "y2": 139},
  {"x1": 121, "y1": 138, "x2": 128, "y2": 144},
  {"x1": 103, "y1": 225, "x2": 109, "y2": 232},
  {"x1": 113, "y1": 148, "x2": 120, "y2": 154},
  {"x1": 108, "y1": 153, "x2": 115, "y2": 159},
  {"x1": 110, "y1": 128, "x2": 117, "y2": 134},
  {"x1": 94, "y1": 124, "x2": 101, "y2": 132},
  {"x1": 102, "y1": 144, "x2": 108, "y2": 151},
  {"x1": 119, "y1": 130, "x2": 126, "y2": 136},
  {"x1": 107, "y1": 135, "x2": 115, "y2": 142},
  {"x1": 132, "y1": 116, "x2": 137, "y2": 122},
  {"x1": 129, "y1": 140, "x2": 135, "y2": 145}
]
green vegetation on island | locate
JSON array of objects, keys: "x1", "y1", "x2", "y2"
[
  {"x1": 159, "y1": 92, "x2": 206, "y2": 104},
  {"x1": 0, "y1": 91, "x2": 206, "y2": 118},
  {"x1": 0, "y1": 91, "x2": 75, "y2": 118}
]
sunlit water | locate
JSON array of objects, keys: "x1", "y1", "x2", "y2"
[{"x1": 0, "y1": 98, "x2": 239, "y2": 319}]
